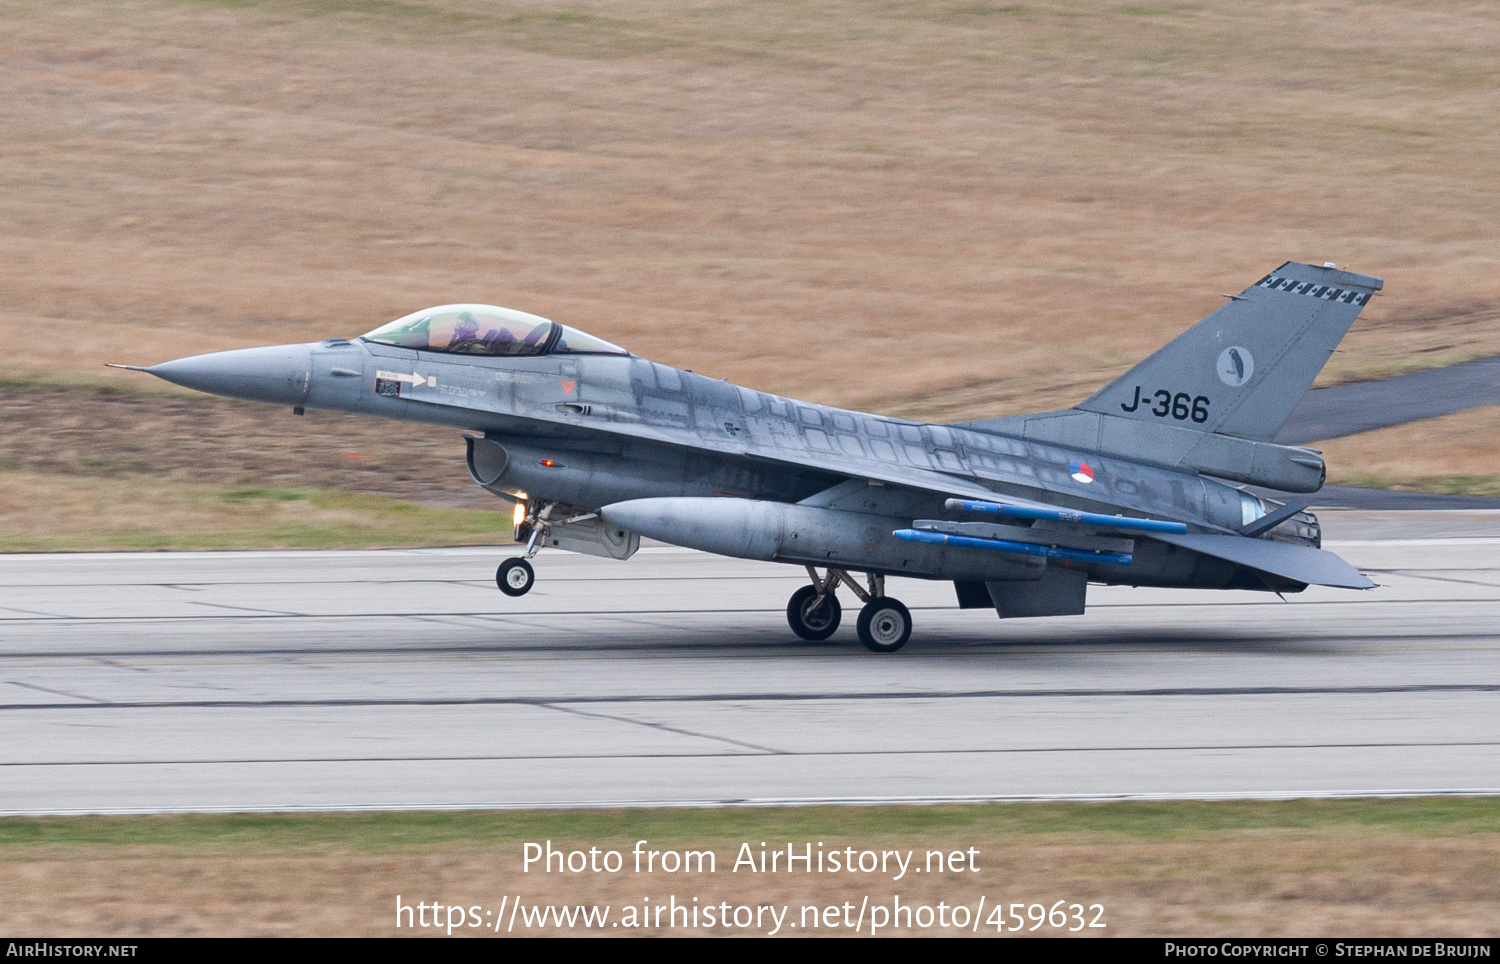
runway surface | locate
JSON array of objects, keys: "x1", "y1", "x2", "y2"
[
  {"x1": 1276, "y1": 484, "x2": 1500, "y2": 511},
  {"x1": 1277, "y1": 352, "x2": 1500, "y2": 443},
  {"x1": 3, "y1": 512, "x2": 1500, "y2": 814}
]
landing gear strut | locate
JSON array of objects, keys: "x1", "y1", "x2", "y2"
[
  {"x1": 785, "y1": 567, "x2": 912, "y2": 652},
  {"x1": 496, "y1": 501, "x2": 554, "y2": 597}
]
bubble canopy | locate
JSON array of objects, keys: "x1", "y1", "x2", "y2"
[{"x1": 360, "y1": 304, "x2": 627, "y2": 357}]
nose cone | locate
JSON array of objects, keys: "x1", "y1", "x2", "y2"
[{"x1": 147, "y1": 344, "x2": 313, "y2": 406}]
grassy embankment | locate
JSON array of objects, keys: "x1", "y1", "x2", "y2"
[
  {"x1": 0, "y1": 475, "x2": 514, "y2": 552},
  {"x1": 4, "y1": 799, "x2": 1500, "y2": 935},
  {"x1": 0, "y1": 381, "x2": 516, "y2": 551},
  {"x1": 1318, "y1": 406, "x2": 1500, "y2": 498}
]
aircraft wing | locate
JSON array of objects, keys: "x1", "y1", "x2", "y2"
[
  {"x1": 412, "y1": 367, "x2": 1188, "y2": 520},
  {"x1": 1148, "y1": 532, "x2": 1376, "y2": 589},
  {"x1": 740, "y1": 448, "x2": 1035, "y2": 505},
  {"x1": 504, "y1": 400, "x2": 1060, "y2": 507}
]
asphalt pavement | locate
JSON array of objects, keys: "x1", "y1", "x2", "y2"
[
  {"x1": 1277, "y1": 354, "x2": 1500, "y2": 443},
  {"x1": 4, "y1": 514, "x2": 1498, "y2": 814}
]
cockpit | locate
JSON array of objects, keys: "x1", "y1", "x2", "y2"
[{"x1": 360, "y1": 304, "x2": 628, "y2": 357}]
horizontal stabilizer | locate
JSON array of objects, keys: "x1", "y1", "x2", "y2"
[
  {"x1": 1151, "y1": 532, "x2": 1375, "y2": 589},
  {"x1": 945, "y1": 498, "x2": 1187, "y2": 534}
]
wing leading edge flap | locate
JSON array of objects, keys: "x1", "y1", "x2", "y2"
[{"x1": 1151, "y1": 532, "x2": 1376, "y2": 589}]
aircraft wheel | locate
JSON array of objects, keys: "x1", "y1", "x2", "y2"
[
  {"x1": 857, "y1": 597, "x2": 911, "y2": 653},
  {"x1": 786, "y1": 585, "x2": 841, "y2": 641},
  {"x1": 496, "y1": 557, "x2": 535, "y2": 597}
]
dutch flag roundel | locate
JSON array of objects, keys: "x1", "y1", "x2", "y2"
[{"x1": 1070, "y1": 461, "x2": 1095, "y2": 484}]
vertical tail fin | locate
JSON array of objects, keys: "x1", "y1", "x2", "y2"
[{"x1": 1077, "y1": 262, "x2": 1383, "y2": 441}]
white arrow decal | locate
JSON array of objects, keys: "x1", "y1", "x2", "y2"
[{"x1": 375, "y1": 370, "x2": 434, "y2": 388}]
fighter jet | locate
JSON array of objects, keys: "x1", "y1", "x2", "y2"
[{"x1": 112, "y1": 261, "x2": 1380, "y2": 652}]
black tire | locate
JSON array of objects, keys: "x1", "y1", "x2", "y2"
[
  {"x1": 857, "y1": 597, "x2": 911, "y2": 653},
  {"x1": 786, "y1": 585, "x2": 841, "y2": 641},
  {"x1": 496, "y1": 557, "x2": 535, "y2": 597}
]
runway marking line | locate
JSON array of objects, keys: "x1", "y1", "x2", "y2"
[
  {"x1": 1, "y1": 632, "x2": 1498, "y2": 672},
  {"x1": 5, "y1": 681, "x2": 1500, "y2": 713},
  {"x1": 5, "y1": 630, "x2": 1500, "y2": 664},
  {"x1": 6, "y1": 681, "x2": 107, "y2": 704},
  {"x1": 540, "y1": 702, "x2": 783, "y2": 755},
  {"x1": 9, "y1": 786, "x2": 1500, "y2": 817},
  {"x1": 5, "y1": 592, "x2": 1499, "y2": 626},
  {"x1": 5, "y1": 739, "x2": 1500, "y2": 768}
]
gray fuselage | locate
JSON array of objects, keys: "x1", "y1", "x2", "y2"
[{"x1": 294, "y1": 337, "x2": 1293, "y2": 592}]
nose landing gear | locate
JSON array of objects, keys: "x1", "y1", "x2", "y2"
[
  {"x1": 785, "y1": 567, "x2": 911, "y2": 652},
  {"x1": 495, "y1": 501, "x2": 553, "y2": 597},
  {"x1": 497, "y1": 557, "x2": 534, "y2": 596}
]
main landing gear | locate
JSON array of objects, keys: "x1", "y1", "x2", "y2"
[
  {"x1": 496, "y1": 501, "x2": 553, "y2": 597},
  {"x1": 787, "y1": 578, "x2": 842, "y2": 641},
  {"x1": 786, "y1": 566, "x2": 912, "y2": 653}
]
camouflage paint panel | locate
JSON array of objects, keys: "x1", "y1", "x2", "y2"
[{"x1": 343, "y1": 340, "x2": 1244, "y2": 531}]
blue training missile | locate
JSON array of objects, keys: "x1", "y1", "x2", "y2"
[
  {"x1": 943, "y1": 498, "x2": 1187, "y2": 535},
  {"x1": 893, "y1": 528, "x2": 1133, "y2": 566}
]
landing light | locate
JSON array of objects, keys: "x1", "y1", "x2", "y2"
[{"x1": 513, "y1": 502, "x2": 527, "y2": 528}]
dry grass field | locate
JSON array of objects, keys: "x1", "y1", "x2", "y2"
[
  {"x1": 0, "y1": 384, "x2": 511, "y2": 548},
  {"x1": 0, "y1": 472, "x2": 515, "y2": 550},
  {"x1": 3, "y1": 0, "x2": 1499, "y2": 545},
  {"x1": 5, "y1": 802, "x2": 1500, "y2": 936},
  {"x1": 3, "y1": 0, "x2": 1500, "y2": 422},
  {"x1": 1322, "y1": 406, "x2": 1500, "y2": 496}
]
